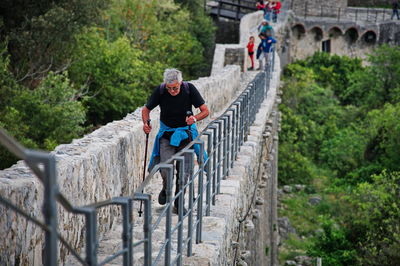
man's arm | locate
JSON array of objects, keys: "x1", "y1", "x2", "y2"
[
  {"x1": 187, "y1": 104, "x2": 209, "y2": 125},
  {"x1": 142, "y1": 106, "x2": 152, "y2": 134}
]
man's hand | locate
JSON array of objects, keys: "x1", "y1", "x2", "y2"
[
  {"x1": 143, "y1": 123, "x2": 152, "y2": 134},
  {"x1": 142, "y1": 106, "x2": 152, "y2": 134},
  {"x1": 186, "y1": 115, "x2": 196, "y2": 126}
]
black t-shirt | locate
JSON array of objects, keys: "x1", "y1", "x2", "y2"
[{"x1": 145, "y1": 82, "x2": 205, "y2": 128}]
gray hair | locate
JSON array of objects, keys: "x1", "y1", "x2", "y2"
[{"x1": 163, "y1": 68, "x2": 183, "y2": 84}]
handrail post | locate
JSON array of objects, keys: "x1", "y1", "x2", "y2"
[
  {"x1": 233, "y1": 102, "x2": 241, "y2": 158},
  {"x1": 84, "y1": 208, "x2": 98, "y2": 265},
  {"x1": 217, "y1": 0, "x2": 222, "y2": 19},
  {"x1": 133, "y1": 193, "x2": 152, "y2": 266},
  {"x1": 164, "y1": 164, "x2": 174, "y2": 266},
  {"x1": 121, "y1": 199, "x2": 133, "y2": 266},
  {"x1": 216, "y1": 120, "x2": 224, "y2": 193},
  {"x1": 195, "y1": 140, "x2": 205, "y2": 243},
  {"x1": 174, "y1": 156, "x2": 185, "y2": 266},
  {"x1": 29, "y1": 152, "x2": 59, "y2": 266},
  {"x1": 229, "y1": 107, "x2": 237, "y2": 168},
  {"x1": 204, "y1": 131, "x2": 213, "y2": 216},
  {"x1": 221, "y1": 116, "x2": 228, "y2": 179},
  {"x1": 236, "y1": 0, "x2": 241, "y2": 20},
  {"x1": 210, "y1": 125, "x2": 218, "y2": 205},
  {"x1": 183, "y1": 150, "x2": 195, "y2": 256}
]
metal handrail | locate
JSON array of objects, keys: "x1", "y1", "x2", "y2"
[
  {"x1": 132, "y1": 48, "x2": 275, "y2": 265},
  {"x1": 292, "y1": 1, "x2": 392, "y2": 22},
  {"x1": 0, "y1": 49, "x2": 276, "y2": 265}
]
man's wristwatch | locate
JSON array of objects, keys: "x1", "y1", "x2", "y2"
[{"x1": 193, "y1": 116, "x2": 197, "y2": 123}]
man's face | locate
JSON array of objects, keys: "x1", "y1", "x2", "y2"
[{"x1": 166, "y1": 81, "x2": 181, "y2": 96}]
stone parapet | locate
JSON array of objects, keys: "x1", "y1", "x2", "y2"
[{"x1": 0, "y1": 65, "x2": 241, "y2": 265}]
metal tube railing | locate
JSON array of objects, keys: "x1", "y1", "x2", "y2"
[
  {"x1": 293, "y1": 1, "x2": 392, "y2": 22},
  {"x1": 0, "y1": 48, "x2": 276, "y2": 265}
]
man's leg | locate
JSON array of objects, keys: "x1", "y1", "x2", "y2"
[
  {"x1": 258, "y1": 52, "x2": 264, "y2": 70},
  {"x1": 174, "y1": 139, "x2": 191, "y2": 212},
  {"x1": 272, "y1": 12, "x2": 277, "y2": 22},
  {"x1": 158, "y1": 138, "x2": 176, "y2": 205}
]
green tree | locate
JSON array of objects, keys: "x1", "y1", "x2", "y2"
[
  {"x1": 0, "y1": 0, "x2": 109, "y2": 85},
  {"x1": 300, "y1": 52, "x2": 363, "y2": 105},
  {"x1": 70, "y1": 32, "x2": 161, "y2": 125},
  {"x1": 307, "y1": 219, "x2": 357, "y2": 266},
  {"x1": 363, "y1": 103, "x2": 400, "y2": 171},
  {"x1": 345, "y1": 45, "x2": 400, "y2": 109},
  {"x1": 344, "y1": 171, "x2": 400, "y2": 265},
  {"x1": 0, "y1": 72, "x2": 86, "y2": 169},
  {"x1": 320, "y1": 127, "x2": 366, "y2": 180}
]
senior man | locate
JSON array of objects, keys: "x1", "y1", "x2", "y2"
[{"x1": 142, "y1": 68, "x2": 209, "y2": 214}]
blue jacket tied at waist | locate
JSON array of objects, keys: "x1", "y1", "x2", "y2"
[{"x1": 148, "y1": 121, "x2": 208, "y2": 171}]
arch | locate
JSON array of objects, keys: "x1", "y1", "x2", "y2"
[
  {"x1": 344, "y1": 27, "x2": 359, "y2": 44},
  {"x1": 310, "y1": 26, "x2": 323, "y2": 41},
  {"x1": 361, "y1": 30, "x2": 377, "y2": 44},
  {"x1": 328, "y1": 26, "x2": 343, "y2": 38},
  {"x1": 291, "y1": 24, "x2": 306, "y2": 39}
]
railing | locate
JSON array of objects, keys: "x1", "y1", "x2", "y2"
[
  {"x1": 291, "y1": 2, "x2": 392, "y2": 22},
  {"x1": 0, "y1": 51, "x2": 276, "y2": 265},
  {"x1": 215, "y1": 0, "x2": 257, "y2": 20}
]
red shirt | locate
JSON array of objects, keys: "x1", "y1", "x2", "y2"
[
  {"x1": 273, "y1": 1, "x2": 281, "y2": 13},
  {"x1": 247, "y1": 42, "x2": 255, "y2": 53},
  {"x1": 256, "y1": 3, "x2": 265, "y2": 10}
]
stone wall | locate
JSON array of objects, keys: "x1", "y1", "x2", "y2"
[
  {"x1": 292, "y1": 0, "x2": 348, "y2": 17},
  {"x1": 0, "y1": 65, "x2": 242, "y2": 265},
  {"x1": 288, "y1": 16, "x2": 400, "y2": 62},
  {"x1": 348, "y1": 0, "x2": 388, "y2": 6}
]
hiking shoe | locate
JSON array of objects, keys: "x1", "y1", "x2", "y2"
[
  {"x1": 172, "y1": 206, "x2": 188, "y2": 216},
  {"x1": 158, "y1": 189, "x2": 166, "y2": 205}
]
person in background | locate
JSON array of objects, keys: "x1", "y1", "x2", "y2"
[
  {"x1": 264, "y1": 0, "x2": 273, "y2": 21},
  {"x1": 142, "y1": 68, "x2": 209, "y2": 215},
  {"x1": 260, "y1": 19, "x2": 274, "y2": 37},
  {"x1": 247, "y1": 36, "x2": 255, "y2": 70},
  {"x1": 256, "y1": 0, "x2": 266, "y2": 14},
  {"x1": 392, "y1": 0, "x2": 400, "y2": 20},
  {"x1": 256, "y1": 32, "x2": 277, "y2": 70},
  {"x1": 272, "y1": 0, "x2": 281, "y2": 23}
]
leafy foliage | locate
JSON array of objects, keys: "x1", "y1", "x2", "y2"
[
  {"x1": 0, "y1": 70, "x2": 85, "y2": 169},
  {"x1": 345, "y1": 45, "x2": 400, "y2": 109},
  {"x1": 0, "y1": 0, "x2": 109, "y2": 85},
  {"x1": 70, "y1": 32, "x2": 159, "y2": 125},
  {"x1": 344, "y1": 171, "x2": 400, "y2": 265},
  {"x1": 307, "y1": 219, "x2": 357, "y2": 266},
  {"x1": 279, "y1": 48, "x2": 400, "y2": 264}
]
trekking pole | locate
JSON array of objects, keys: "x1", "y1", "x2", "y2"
[{"x1": 138, "y1": 119, "x2": 151, "y2": 217}]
